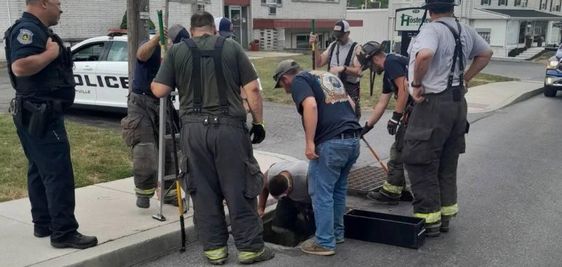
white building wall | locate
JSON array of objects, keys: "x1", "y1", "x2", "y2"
[
  {"x1": 473, "y1": 19, "x2": 509, "y2": 56},
  {"x1": 251, "y1": 0, "x2": 346, "y2": 19},
  {"x1": 347, "y1": 9, "x2": 390, "y2": 45}
]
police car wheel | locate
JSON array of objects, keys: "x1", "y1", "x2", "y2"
[{"x1": 544, "y1": 86, "x2": 557, "y2": 97}]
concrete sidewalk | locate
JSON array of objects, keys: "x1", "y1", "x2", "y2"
[
  {"x1": 466, "y1": 80, "x2": 543, "y2": 114},
  {"x1": 0, "y1": 150, "x2": 296, "y2": 267}
]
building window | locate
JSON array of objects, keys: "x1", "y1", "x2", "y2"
[
  {"x1": 196, "y1": 4, "x2": 205, "y2": 11},
  {"x1": 277, "y1": 0, "x2": 283, "y2": 4},
  {"x1": 521, "y1": 0, "x2": 527, "y2": 6},
  {"x1": 540, "y1": 0, "x2": 547, "y2": 9},
  {"x1": 498, "y1": 0, "x2": 508, "y2": 6},
  {"x1": 514, "y1": 0, "x2": 521, "y2": 6},
  {"x1": 261, "y1": 0, "x2": 266, "y2": 3},
  {"x1": 556, "y1": 4, "x2": 561, "y2": 11},
  {"x1": 477, "y1": 29, "x2": 491, "y2": 44},
  {"x1": 292, "y1": 0, "x2": 339, "y2": 3},
  {"x1": 296, "y1": 34, "x2": 309, "y2": 49},
  {"x1": 480, "y1": 0, "x2": 491, "y2": 5},
  {"x1": 269, "y1": 7, "x2": 276, "y2": 15}
]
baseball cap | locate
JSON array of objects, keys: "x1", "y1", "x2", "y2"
[
  {"x1": 214, "y1": 17, "x2": 234, "y2": 38},
  {"x1": 168, "y1": 24, "x2": 189, "y2": 44},
  {"x1": 273, "y1": 59, "x2": 301, "y2": 88},
  {"x1": 333, "y1": 20, "x2": 350, "y2": 39}
]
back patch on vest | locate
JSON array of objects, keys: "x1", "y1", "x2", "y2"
[
  {"x1": 310, "y1": 70, "x2": 348, "y2": 104},
  {"x1": 17, "y1": 29, "x2": 33, "y2": 45}
]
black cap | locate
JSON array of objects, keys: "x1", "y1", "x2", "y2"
[{"x1": 273, "y1": 59, "x2": 301, "y2": 88}]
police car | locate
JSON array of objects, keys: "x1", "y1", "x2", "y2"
[
  {"x1": 71, "y1": 33, "x2": 180, "y2": 111},
  {"x1": 544, "y1": 45, "x2": 562, "y2": 97}
]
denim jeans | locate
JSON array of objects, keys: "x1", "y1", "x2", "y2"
[{"x1": 308, "y1": 137, "x2": 360, "y2": 249}]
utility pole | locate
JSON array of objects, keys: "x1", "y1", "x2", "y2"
[{"x1": 127, "y1": 0, "x2": 150, "y2": 92}]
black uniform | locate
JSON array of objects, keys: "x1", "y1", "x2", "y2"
[{"x1": 5, "y1": 12, "x2": 78, "y2": 242}]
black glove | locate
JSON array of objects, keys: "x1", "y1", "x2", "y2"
[
  {"x1": 387, "y1": 112, "x2": 403, "y2": 135},
  {"x1": 249, "y1": 122, "x2": 266, "y2": 144},
  {"x1": 361, "y1": 121, "x2": 374, "y2": 137}
]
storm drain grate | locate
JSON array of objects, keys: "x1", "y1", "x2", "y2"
[{"x1": 347, "y1": 165, "x2": 387, "y2": 196}]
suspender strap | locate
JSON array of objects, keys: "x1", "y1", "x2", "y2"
[
  {"x1": 183, "y1": 37, "x2": 228, "y2": 115},
  {"x1": 344, "y1": 42, "x2": 357, "y2": 67},
  {"x1": 327, "y1": 41, "x2": 336, "y2": 72},
  {"x1": 436, "y1": 20, "x2": 465, "y2": 90}
]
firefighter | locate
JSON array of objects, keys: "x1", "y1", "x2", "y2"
[
  {"x1": 405, "y1": 0, "x2": 492, "y2": 236},
  {"x1": 121, "y1": 24, "x2": 189, "y2": 209},
  {"x1": 358, "y1": 41, "x2": 413, "y2": 205},
  {"x1": 309, "y1": 20, "x2": 363, "y2": 118},
  {"x1": 151, "y1": 12, "x2": 274, "y2": 265}
]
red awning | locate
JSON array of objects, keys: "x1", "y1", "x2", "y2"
[
  {"x1": 253, "y1": 19, "x2": 363, "y2": 29},
  {"x1": 224, "y1": 0, "x2": 251, "y2": 6}
]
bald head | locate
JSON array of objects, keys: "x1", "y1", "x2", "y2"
[{"x1": 26, "y1": 0, "x2": 63, "y2": 27}]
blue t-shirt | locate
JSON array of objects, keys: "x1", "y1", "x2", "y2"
[
  {"x1": 290, "y1": 71, "x2": 361, "y2": 145},
  {"x1": 382, "y1": 54, "x2": 409, "y2": 95},
  {"x1": 132, "y1": 43, "x2": 161, "y2": 97}
]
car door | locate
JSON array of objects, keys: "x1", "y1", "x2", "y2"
[
  {"x1": 95, "y1": 40, "x2": 129, "y2": 108},
  {"x1": 71, "y1": 41, "x2": 107, "y2": 106}
]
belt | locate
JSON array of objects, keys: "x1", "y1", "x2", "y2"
[
  {"x1": 181, "y1": 115, "x2": 245, "y2": 128},
  {"x1": 331, "y1": 130, "x2": 360, "y2": 140}
]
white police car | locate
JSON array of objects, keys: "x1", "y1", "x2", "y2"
[{"x1": 71, "y1": 34, "x2": 130, "y2": 110}]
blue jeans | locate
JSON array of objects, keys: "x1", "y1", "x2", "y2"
[{"x1": 308, "y1": 137, "x2": 360, "y2": 249}]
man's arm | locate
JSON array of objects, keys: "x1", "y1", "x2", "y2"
[
  {"x1": 11, "y1": 37, "x2": 59, "y2": 77},
  {"x1": 342, "y1": 45, "x2": 363, "y2": 78},
  {"x1": 150, "y1": 82, "x2": 172, "y2": 98},
  {"x1": 242, "y1": 80, "x2": 263, "y2": 123},
  {"x1": 257, "y1": 171, "x2": 269, "y2": 218},
  {"x1": 136, "y1": 35, "x2": 160, "y2": 62},
  {"x1": 464, "y1": 49, "x2": 493, "y2": 85},
  {"x1": 412, "y1": 49, "x2": 433, "y2": 85},
  {"x1": 302, "y1": 96, "x2": 319, "y2": 160},
  {"x1": 393, "y1": 76, "x2": 408, "y2": 114},
  {"x1": 366, "y1": 93, "x2": 391, "y2": 127}
]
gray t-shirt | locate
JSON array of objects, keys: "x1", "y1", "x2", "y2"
[
  {"x1": 266, "y1": 160, "x2": 310, "y2": 204},
  {"x1": 407, "y1": 17, "x2": 490, "y2": 94},
  {"x1": 327, "y1": 40, "x2": 361, "y2": 84}
]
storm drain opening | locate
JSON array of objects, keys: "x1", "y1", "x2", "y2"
[
  {"x1": 262, "y1": 209, "x2": 313, "y2": 247},
  {"x1": 347, "y1": 165, "x2": 387, "y2": 196}
]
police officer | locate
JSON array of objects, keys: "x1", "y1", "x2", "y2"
[
  {"x1": 151, "y1": 12, "x2": 274, "y2": 265},
  {"x1": 258, "y1": 160, "x2": 315, "y2": 238},
  {"x1": 273, "y1": 60, "x2": 361, "y2": 256},
  {"x1": 358, "y1": 41, "x2": 413, "y2": 205},
  {"x1": 121, "y1": 24, "x2": 189, "y2": 209},
  {"x1": 405, "y1": 0, "x2": 492, "y2": 236},
  {"x1": 309, "y1": 20, "x2": 363, "y2": 118},
  {"x1": 4, "y1": 0, "x2": 97, "y2": 249}
]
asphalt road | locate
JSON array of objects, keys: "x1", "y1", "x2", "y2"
[{"x1": 140, "y1": 94, "x2": 562, "y2": 266}]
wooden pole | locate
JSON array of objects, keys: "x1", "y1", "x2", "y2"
[{"x1": 126, "y1": 0, "x2": 149, "y2": 92}]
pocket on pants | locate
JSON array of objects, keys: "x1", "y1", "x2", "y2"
[
  {"x1": 121, "y1": 114, "x2": 144, "y2": 147},
  {"x1": 243, "y1": 158, "x2": 264, "y2": 199},
  {"x1": 402, "y1": 126, "x2": 434, "y2": 165}
]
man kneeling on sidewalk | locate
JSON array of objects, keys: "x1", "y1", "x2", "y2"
[{"x1": 258, "y1": 160, "x2": 315, "y2": 238}]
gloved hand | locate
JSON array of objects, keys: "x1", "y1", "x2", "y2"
[
  {"x1": 360, "y1": 121, "x2": 373, "y2": 137},
  {"x1": 387, "y1": 112, "x2": 403, "y2": 135},
  {"x1": 249, "y1": 122, "x2": 266, "y2": 144}
]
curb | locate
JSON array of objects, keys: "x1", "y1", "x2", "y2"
[
  {"x1": 501, "y1": 86, "x2": 544, "y2": 110},
  {"x1": 491, "y1": 57, "x2": 528, "y2": 63},
  {"x1": 34, "y1": 218, "x2": 198, "y2": 267}
]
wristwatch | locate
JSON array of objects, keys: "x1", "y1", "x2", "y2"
[{"x1": 410, "y1": 81, "x2": 422, "y2": 88}]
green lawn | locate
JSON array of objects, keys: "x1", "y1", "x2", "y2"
[
  {"x1": 0, "y1": 114, "x2": 131, "y2": 202},
  {"x1": 252, "y1": 54, "x2": 516, "y2": 110}
]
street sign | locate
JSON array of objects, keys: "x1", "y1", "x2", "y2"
[{"x1": 395, "y1": 8, "x2": 429, "y2": 32}]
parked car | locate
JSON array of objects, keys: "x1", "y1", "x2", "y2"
[
  {"x1": 71, "y1": 34, "x2": 179, "y2": 111},
  {"x1": 544, "y1": 45, "x2": 562, "y2": 97}
]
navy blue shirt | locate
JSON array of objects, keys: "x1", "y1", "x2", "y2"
[
  {"x1": 291, "y1": 71, "x2": 361, "y2": 145},
  {"x1": 382, "y1": 54, "x2": 409, "y2": 95},
  {"x1": 9, "y1": 12, "x2": 49, "y2": 62},
  {"x1": 132, "y1": 43, "x2": 161, "y2": 97}
]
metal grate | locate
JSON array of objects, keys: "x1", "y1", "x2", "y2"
[{"x1": 347, "y1": 165, "x2": 387, "y2": 196}]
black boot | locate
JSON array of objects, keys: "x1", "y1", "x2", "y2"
[
  {"x1": 136, "y1": 196, "x2": 150, "y2": 209},
  {"x1": 440, "y1": 215, "x2": 454, "y2": 233},
  {"x1": 34, "y1": 225, "x2": 52, "y2": 238},
  {"x1": 366, "y1": 189, "x2": 400, "y2": 205},
  {"x1": 51, "y1": 232, "x2": 98, "y2": 249},
  {"x1": 425, "y1": 222, "x2": 441, "y2": 238}
]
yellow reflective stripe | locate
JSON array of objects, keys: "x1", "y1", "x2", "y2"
[
  {"x1": 382, "y1": 181, "x2": 403, "y2": 195},
  {"x1": 238, "y1": 248, "x2": 264, "y2": 261},
  {"x1": 414, "y1": 211, "x2": 441, "y2": 224},
  {"x1": 135, "y1": 188, "x2": 155, "y2": 196},
  {"x1": 204, "y1": 247, "x2": 227, "y2": 260},
  {"x1": 441, "y1": 204, "x2": 459, "y2": 216}
]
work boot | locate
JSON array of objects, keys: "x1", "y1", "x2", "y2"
[
  {"x1": 205, "y1": 247, "x2": 228, "y2": 265},
  {"x1": 300, "y1": 238, "x2": 335, "y2": 256},
  {"x1": 238, "y1": 246, "x2": 275, "y2": 264},
  {"x1": 34, "y1": 225, "x2": 51, "y2": 238},
  {"x1": 440, "y1": 215, "x2": 455, "y2": 233},
  {"x1": 51, "y1": 232, "x2": 98, "y2": 249},
  {"x1": 424, "y1": 222, "x2": 441, "y2": 238},
  {"x1": 136, "y1": 196, "x2": 150, "y2": 209},
  {"x1": 366, "y1": 189, "x2": 400, "y2": 205}
]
